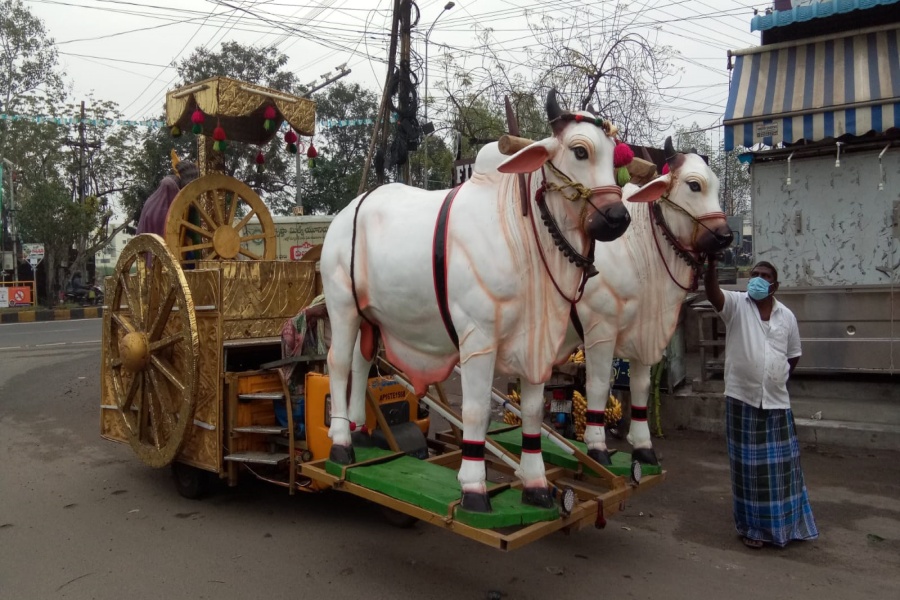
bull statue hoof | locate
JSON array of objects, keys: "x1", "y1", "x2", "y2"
[
  {"x1": 631, "y1": 448, "x2": 659, "y2": 465},
  {"x1": 329, "y1": 444, "x2": 356, "y2": 465},
  {"x1": 521, "y1": 486, "x2": 554, "y2": 509},
  {"x1": 587, "y1": 448, "x2": 612, "y2": 466},
  {"x1": 460, "y1": 491, "x2": 493, "y2": 513}
]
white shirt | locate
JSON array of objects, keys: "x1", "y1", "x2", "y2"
[{"x1": 715, "y1": 290, "x2": 802, "y2": 410}]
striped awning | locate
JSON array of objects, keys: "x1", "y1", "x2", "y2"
[{"x1": 724, "y1": 27, "x2": 900, "y2": 151}]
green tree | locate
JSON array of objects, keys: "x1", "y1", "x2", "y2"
[
  {"x1": 17, "y1": 178, "x2": 94, "y2": 302},
  {"x1": 0, "y1": 0, "x2": 63, "y2": 114},
  {"x1": 300, "y1": 82, "x2": 381, "y2": 214}
]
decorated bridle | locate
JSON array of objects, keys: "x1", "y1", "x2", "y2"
[
  {"x1": 649, "y1": 158, "x2": 729, "y2": 292},
  {"x1": 529, "y1": 107, "x2": 633, "y2": 301}
]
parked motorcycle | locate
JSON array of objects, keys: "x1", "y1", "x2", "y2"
[{"x1": 65, "y1": 285, "x2": 104, "y2": 306}]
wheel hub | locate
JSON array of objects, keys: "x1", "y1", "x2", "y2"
[
  {"x1": 120, "y1": 332, "x2": 151, "y2": 372},
  {"x1": 213, "y1": 225, "x2": 241, "y2": 259}
]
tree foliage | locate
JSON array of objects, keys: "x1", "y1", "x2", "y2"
[
  {"x1": 439, "y1": 3, "x2": 677, "y2": 149},
  {"x1": 675, "y1": 123, "x2": 751, "y2": 216},
  {"x1": 300, "y1": 82, "x2": 380, "y2": 214},
  {"x1": 0, "y1": 0, "x2": 63, "y2": 113}
]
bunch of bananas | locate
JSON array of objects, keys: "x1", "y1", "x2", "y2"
[
  {"x1": 568, "y1": 348, "x2": 585, "y2": 364},
  {"x1": 571, "y1": 391, "x2": 623, "y2": 441},
  {"x1": 572, "y1": 390, "x2": 587, "y2": 440},
  {"x1": 503, "y1": 389, "x2": 522, "y2": 426}
]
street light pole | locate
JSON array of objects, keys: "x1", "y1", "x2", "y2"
[{"x1": 423, "y1": 2, "x2": 454, "y2": 190}]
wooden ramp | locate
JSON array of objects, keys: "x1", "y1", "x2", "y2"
[{"x1": 302, "y1": 430, "x2": 665, "y2": 551}]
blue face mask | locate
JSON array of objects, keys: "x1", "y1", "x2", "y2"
[{"x1": 747, "y1": 277, "x2": 772, "y2": 300}]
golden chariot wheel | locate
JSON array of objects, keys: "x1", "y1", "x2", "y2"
[
  {"x1": 104, "y1": 234, "x2": 199, "y2": 467},
  {"x1": 164, "y1": 173, "x2": 277, "y2": 265}
]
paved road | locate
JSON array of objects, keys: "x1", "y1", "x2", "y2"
[
  {"x1": 0, "y1": 318, "x2": 101, "y2": 350},
  {"x1": 0, "y1": 325, "x2": 898, "y2": 599}
]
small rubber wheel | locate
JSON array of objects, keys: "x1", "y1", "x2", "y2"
[
  {"x1": 172, "y1": 462, "x2": 211, "y2": 499},
  {"x1": 380, "y1": 506, "x2": 418, "y2": 529}
]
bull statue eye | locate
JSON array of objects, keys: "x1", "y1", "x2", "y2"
[
  {"x1": 573, "y1": 147, "x2": 588, "y2": 160},
  {"x1": 687, "y1": 181, "x2": 701, "y2": 192}
]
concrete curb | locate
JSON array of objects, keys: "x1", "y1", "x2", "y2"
[{"x1": 0, "y1": 306, "x2": 104, "y2": 324}]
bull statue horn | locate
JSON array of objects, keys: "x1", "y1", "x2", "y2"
[
  {"x1": 546, "y1": 89, "x2": 563, "y2": 123},
  {"x1": 664, "y1": 136, "x2": 678, "y2": 164},
  {"x1": 171, "y1": 149, "x2": 181, "y2": 173}
]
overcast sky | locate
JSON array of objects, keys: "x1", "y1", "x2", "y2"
[{"x1": 24, "y1": 0, "x2": 768, "y2": 148}]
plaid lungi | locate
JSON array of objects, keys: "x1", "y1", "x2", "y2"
[{"x1": 725, "y1": 396, "x2": 819, "y2": 547}]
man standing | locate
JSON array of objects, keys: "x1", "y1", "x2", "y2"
[{"x1": 705, "y1": 257, "x2": 818, "y2": 549}]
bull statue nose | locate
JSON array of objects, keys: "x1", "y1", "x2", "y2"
[
  {"x1": 697, "y1": 225, "x2": 735, "y2": 253},
  {"x1": 586, "y1": 203, "x2": 631, "y2": 242}
]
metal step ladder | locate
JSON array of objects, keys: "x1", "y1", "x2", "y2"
[{"x1": 225, "y1": 384, "x2": 296, "y2": 486}]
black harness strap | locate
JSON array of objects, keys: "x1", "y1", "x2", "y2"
[
  {"x1": 351, "y1": 187, "x2": 382, "y2": 327},
  {"x1": 433, "y1": 185, "x2": 464, "y2": 348}
]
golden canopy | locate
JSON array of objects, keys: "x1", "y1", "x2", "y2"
[{"x1": 165, "y1": 76, "x2": 316, "y2": 144}]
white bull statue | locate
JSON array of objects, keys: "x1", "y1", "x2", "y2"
[
  {"x1": 322, "y1": 90, "x2": 652, "y2": 512},
  {"x1": 570, "y1": 137, "x2": 734, "y2": 466}
]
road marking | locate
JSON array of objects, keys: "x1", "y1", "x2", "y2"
[{"x1": 0, "y1": 340, "x2": 101, "y2": 351}]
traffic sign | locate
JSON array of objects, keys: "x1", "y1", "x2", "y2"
[{"x1": 22, "y1": 243, "x2": 44, "y2": 268}]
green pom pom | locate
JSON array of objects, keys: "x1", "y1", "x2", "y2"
[
  {"x1": 308, "y1": 158, "x2": 316, "y2": 169},
  {"x1": 288, "y1": 143, "x2": 298, "y2": 154},
  {"x1": 171, "y1": 125, "x2": 182, "y2": 138},
  {"x1": 192, "y1": 123, "x2": 202, "y2": 135},
  {"x1": 616, "y1": 165, "x2": 631, "y2": 187},
  {"x1": 264, "y1": 119, "x2": 272, "y2": 131}
]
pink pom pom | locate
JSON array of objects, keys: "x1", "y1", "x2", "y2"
[
  {"x1": 613, "y1": 142, "x2": 634, "y2": 168},
  {"x1": 662, "y1": 163, "x2": 670, "y2": 175}
]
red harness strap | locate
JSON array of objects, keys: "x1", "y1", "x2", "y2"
[{"x1": 433, "y1": 185, "x2": 464, "y2": 349}]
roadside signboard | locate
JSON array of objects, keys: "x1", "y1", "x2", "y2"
[
  {"x1": 22, "y1": 243, "x2": 45, "y2": 268},
  {"x1": 0, "y1": 287, "x2": 7, "y2": 308}
]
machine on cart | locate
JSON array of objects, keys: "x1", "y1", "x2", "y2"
[{"x1": 101, "y1": 77, "x2": 664, "y2": 551}]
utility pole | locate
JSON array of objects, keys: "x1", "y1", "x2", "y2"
[
  {"x1": 423, "y1": 2, "x2": 455, "y2": 190},
  {"x1": 2, "y1": 158, "x2": 19, "y2": 283},
  {"x1": 64, "y1": 101, "x2": 101, "y2": 203},
  {"x1": 399, "y1": 0, "x2": 412, "y2": 184}
]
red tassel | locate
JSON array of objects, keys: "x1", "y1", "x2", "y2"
[
  {"x1": 284, "y1": 129, "x2": 298, "y2": 144},
  {"x1": 255, "y1": 151, "x2": 265, "y2": 165},
  {"x1": 191, "y1": 110, "x2": 205, "y2": 125},
  {"x1": 613, "y1": 142, "x2": 634, "y2": 168},
  {"x1": 213, "y1": 125, "x2": 226, "y2": 142},
  {"x1": 306, "y1": 142, "x2": 318, "y2": 159},
  {"x1": 264, "y1": 106, "x2": 277, "y2": 120}
]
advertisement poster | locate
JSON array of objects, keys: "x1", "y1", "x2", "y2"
[
  {"x1": 243, "y1": 216, "x2": 333, "y2": 261},
  {"x1": 0, "y1": 286, "x2": 32, "y2": 307},
  {"x1": 0, "y1": 287, "x2": 8, "y2": 308}
]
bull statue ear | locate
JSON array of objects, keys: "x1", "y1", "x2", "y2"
[{"x1": 171, "y1": 149, "x2": 181, "y2": 174}]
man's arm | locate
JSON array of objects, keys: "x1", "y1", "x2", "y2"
[
  {"x1": 704, "y1": 255, "x2": 725, "y2": 312},
  {"x1": 788, "y1": 356, "x2": 800, "y2": 375}
]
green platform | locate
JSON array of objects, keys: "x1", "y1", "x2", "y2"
[
  {"x1": 325, "y1": 446, "x2": 559, "y2": 529},
  {"x1": 487, "y1": 425, "x2": 663, "y2": 477}
]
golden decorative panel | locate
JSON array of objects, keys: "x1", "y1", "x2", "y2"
[
  {"x1": 199, "y1": 261, "x2": 317, "y2": 340},
  {"x1": 166, "y1": 76, "x2": 316, "y2": 144}
]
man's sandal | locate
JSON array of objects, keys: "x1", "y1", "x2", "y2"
[{"x1": 742, "y1": 537, "x2": 764, "y2": 549}]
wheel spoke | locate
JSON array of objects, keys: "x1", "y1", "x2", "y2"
[
  {"x1": 239, "y1": 233, "x2": 267, "y2": 243},
  {"x1": 146, "y1": 377, "x2": 163, "y2": 449},
  {"x1": 149, "y1": 354, "x2": 186, "y2": 394},
  {"x1": 111, "y1": 311, "x2": 138, "y2": 335},
  {"x1": 190, "y1": 198, "x2": 218, "y2": 229},
  {"x1": 238, "y1": 248, "x2": 262, "y2": 260},
  {"x1": 122, "y1": 370, "x2": 141, "y2": 412},
  {"x1": 178, "y1": 219, "x2": 213, "y2": 239},
  {"x1": 148, "y1": 367, "x2": 177, "y2": 432},
  {"x1": 118, "y1": 273, "x2": 143, "y2": 329},
  {"x1": 226, "y1": 192, "x2": 239, "y2": 225},
  {"x1": 147, "y1": 285, "x2": 177, "y2": 342},
  {"x1": 212, "y1": 190, "x2": 226, "y2": 227},
  {"x1": 149, "y1": 333, "x2": 181, "y2": 353},
  {"x1": 135, "y1": 259, "x2": 151, "y2": 330},
  {"x1": 180, "y1": 242, "x2": 214, "y2": 254},
  {"x1": 234, "y1": 209, "x2": 257, "y2": 232}
]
